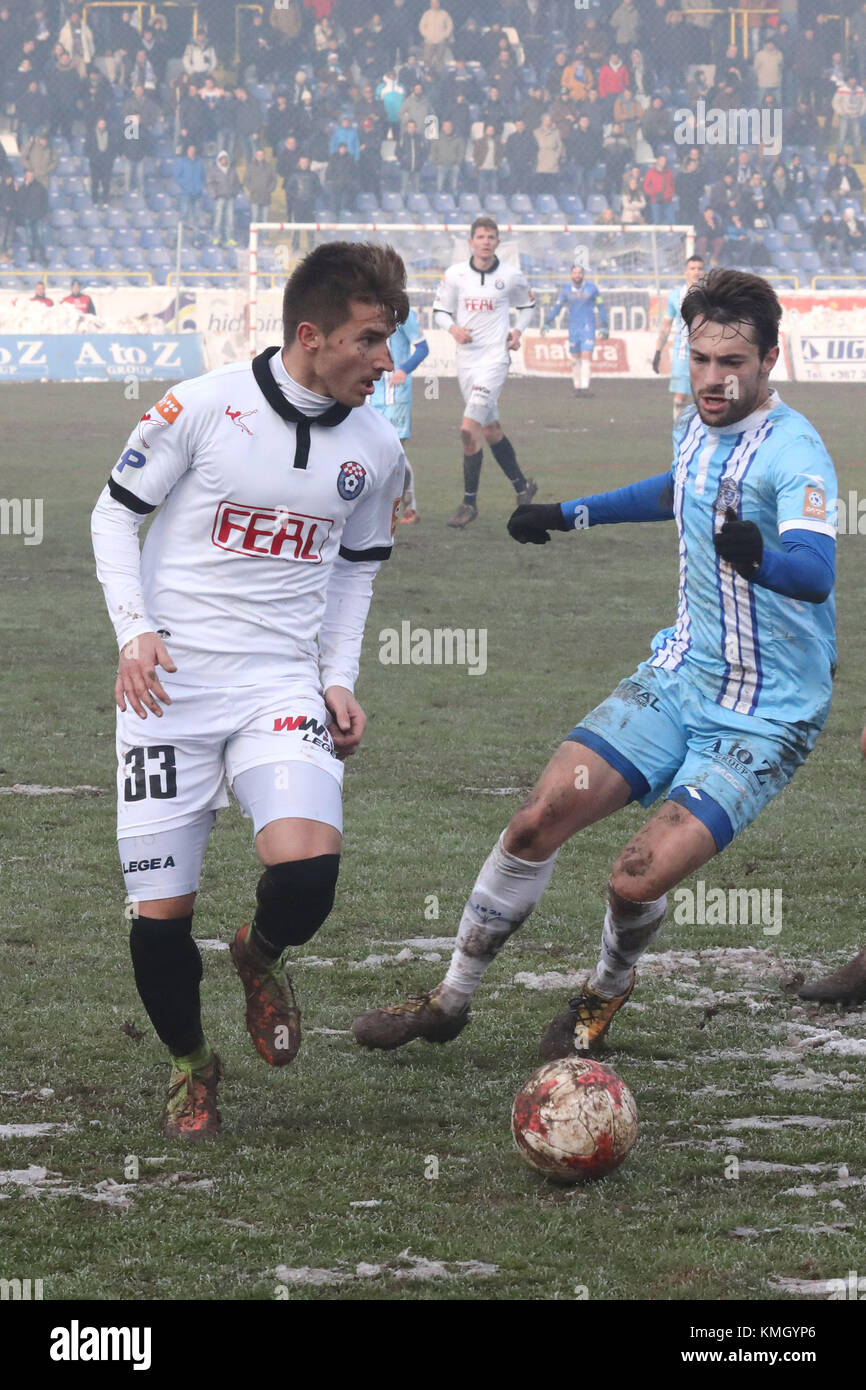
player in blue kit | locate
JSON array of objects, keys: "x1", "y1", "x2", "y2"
[
  {"x1": 371, "y1": 307, "x2": 429, "y2": 524},
  {"x1": 353, "y1": 269, "x2": 839, "y2": 1057},
  {"x1": 653, "y1": 254, "x2": 705, "y2": 422},
  {"x1": 541, "y1": 258, "x2": 608, "y2": 397}
]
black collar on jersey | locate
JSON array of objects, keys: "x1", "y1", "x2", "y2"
[
  {"x1": 468, "y1": 254, "x2": 500, "y2": 285},
  {"x1": 252, "y1": 346, "x2": 352, "y2": 469}
]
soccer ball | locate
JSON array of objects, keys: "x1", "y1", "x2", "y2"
[{"x1": 511, "y1": 1057, "x2": 638, "y2": 1183}]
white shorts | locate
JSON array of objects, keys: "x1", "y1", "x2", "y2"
[
  {"x1": 115, "y1": 677, "x2": 344, "y2": 841},
  {"x1": 457, "y1": 355, "x2": 510, "y2": 426}
]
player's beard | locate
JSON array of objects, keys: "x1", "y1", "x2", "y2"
[{"x1": 694, "y1": 374, "x2": 768, "y2": 428}]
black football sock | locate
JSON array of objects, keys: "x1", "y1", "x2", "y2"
[
  {"x1": 129, "y1": 915, "x2": 205, "y2": 1057},
  {"x1": 490, "y1": 435, "x2": 526, "y2": 491},
  {"x1": 462, "y1": 449, "x2": 482, "y2": 505}
]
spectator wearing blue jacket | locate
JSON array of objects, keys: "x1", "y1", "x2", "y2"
[
  {"x1": 329, "y1": 116, "x2": 360, "y2": 161},
  {"x1": 174, "y1": 143, "x2": 205, "y2": 229}
]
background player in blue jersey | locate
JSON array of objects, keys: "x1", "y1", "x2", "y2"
[
  {"x1": 371, "y1": 307, "x2": 429, "y2": 524},
  {"x1": 653, "y1": 254, "x2": 704, "y2": 423},
  {"x1": 541, "y1": 259, "x2": 609, "y2": 397},
  {"x1": 353, "y1": 269, "x2": 839, "y2": 1059}
]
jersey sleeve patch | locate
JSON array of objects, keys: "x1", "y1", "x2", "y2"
[{"x1": 801, "y1": 484, "x2": 826, "y2": 521}]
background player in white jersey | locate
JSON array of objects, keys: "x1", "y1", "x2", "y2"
[
  {"x1": 353, "y1": 270, "x2": 839, "y2": 1057},
  {"x1": 370, "y1": 306, "x2": 429, "y2": 524},
  {"x1": 91, "y1": 243, "x2": 409, "y2": 1139},
  {"x1": 432, "y1": 215, "x2": 538, "y2": 529},
  {"x1": 652, "y1": 254, "x2": 705, "y2": 423}
]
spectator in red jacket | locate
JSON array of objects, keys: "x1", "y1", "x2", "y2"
[
  {"x1": 597, "y1": 52, "x2": 629, "y2": 115},
  {"x1": 62, "y1": 279, "x2": 96, "y2": 314},
  {"x1": 643, "y1": 154, "x2": 675, "y2": 225}
]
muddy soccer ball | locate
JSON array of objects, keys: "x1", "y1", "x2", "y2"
[{"x1": 511, "y1": 1057, "x2": 638, "y2": 1182}]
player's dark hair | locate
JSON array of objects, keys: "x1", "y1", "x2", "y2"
[
  {"x1": 681, "y1": 267, "x2": 781, "y2": 359},
  {"x1": 470, "y1": 214, "x2": 498, "y2": 237},
  {"x1": 686, "y1": 254, "x2": 704, "y2": 266},
  {"x1": 282, "y1": 241, "x2": 409, "y2": 343}
]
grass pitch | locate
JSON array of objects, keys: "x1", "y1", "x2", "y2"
[{"x1": 1, "y1": 376, "x2": 864, "y2": 1303}]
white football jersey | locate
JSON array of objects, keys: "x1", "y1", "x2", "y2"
[
  {"x1": 432, "y1": 255, "x2": 535, "y2": 362},
  {"x1": 94, "y1": 349, "x2": 406, "y2": 687}
]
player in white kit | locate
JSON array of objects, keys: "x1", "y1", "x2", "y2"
[
  {"x1": 432, "y1": 215, "x2": 538, "y2": 528},
  {"x1": 91, "y1": 242, "x2": 409, "y2": 1139}
]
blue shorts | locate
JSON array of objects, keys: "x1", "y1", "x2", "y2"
[
  {"x1": 566, "y1": 662, "x2": 822, "y2": 851},
  {"x1": 669, "y1": 370, "x2": 690, "y2": 396},
  {"x1": 569, "y1": 334, "x2": 595, "y2": 355}
]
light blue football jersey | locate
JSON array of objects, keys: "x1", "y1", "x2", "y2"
[
  {"x1": 649, "y1": 392, "x2": 837, "y2": 724},
  {"x1": 666, "y1": 284, "x2": 690, "y2": 368},
  {"x1": 371, "y1": 309, "x2": 424, "y2": 415}
]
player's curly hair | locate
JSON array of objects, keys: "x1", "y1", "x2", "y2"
[
  {"x1": 282, "y1": 242, "x2": 409, "y2": 343},
  {"x1": 680, "y1": 268, "x2": 781, "y2": 359}
]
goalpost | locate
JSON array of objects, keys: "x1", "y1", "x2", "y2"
[{"x1": 246, "y1": 222, "x2": 695, "y2": 357}]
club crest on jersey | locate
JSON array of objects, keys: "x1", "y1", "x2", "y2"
[
  {"x1": 495, "y1": 279, "x2": 505, "y2": 290},
  {"x1": 715, "y1": 478, "x2": 740, "y2": 512},
  {"x1": 337, "y1": 460, "x2": 366, "y2": 500}
]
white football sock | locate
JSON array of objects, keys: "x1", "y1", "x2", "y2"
[
  {"x1": 402, "y1": 458, "x2": 416, "y2": 510},
  {"x1": 584, "y1": 359, "x2": 592, "y2": 389},
  {"x1": 438, "y1": 833, "x2": 558, "y2": 1011},
  {"x1": 590, "y1": 884, "x2": 667, "y2": 997},
  {"x1": 571, "y1": 361, "x2": 581, "y2": 390}
]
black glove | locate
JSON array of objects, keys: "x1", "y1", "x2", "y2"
[
  {"x1": 651, "y1": 349, "x2": 661, "y2": 374},
  {"x1": 507, "y1": 502, "x2": 569, "y2": 545},
  {"x1": 713, "y1": 506, "x2": 763, "y2": 578}
]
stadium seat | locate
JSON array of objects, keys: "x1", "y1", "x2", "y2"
[
  {"x1": 771, "y1": 249, "x2": 797, "y2": 271},
  {"x1": 458, "y1": 193, "x2": 482, "y2": 215},
  {"x1": 560, "y1": 194, "x2": 584, "y2": 220},
  {"x1": 813, "y1": 196, "x2": 836, "y2": 217},
  {"x1": 485, "y1": 193, "x2": 509, "y2": 218},
  {"x1": 794, "y1": 197, "x2": 813, "y2": 223},
  {"x1": 535, "y1": 194, "x2": 561, "y2": 216},
  {"x1": 509, "y1": 193, "x2": 532, "y2": 216},
  {"x1": 775, "y1": 213, "x2": 800, "y2": 235},
  {"x1": 50, "y1": 208, "x2": 75, "y2": 228},
  {"x1": 113, "y1": 228, "x2": 137, "y2": 247},
  {"x1": 92, "y1": 246, "x2": 115, "y2": 267},
  {"x1": 406, "y1": 194, "x2": 431, "y2": 215},
  {"x1": 799, "y1": 250, "x2": 822, "y2": 273},
  {"x1": 788, "y1": 232, "x2": 810, "y2": 252},
  {"x1": 839, "y1": 197, "x2": 862, "y2": 217},
  {"x1": 355, "y1": 192, "x2": 378, "y2": 212},
  {"x1": 380, "y1": 192, "x2": 405, "y2": 215},
  {"x1": 852, "y1": 251, "x2": 866, "y2": 273},
  {"x1": 586, "y1": 194, "x2": 609, "y2": 215},
  {"x1": 81, "y1": 227, "x2": 107, "y2": 247},
  {"x1": 762, "y1": 230, "x2": 784, "y2": 252},
  {"x1": 432, "y1": 193, "x2": 456, "y2": 215},
  {"x1": 139, "y1": 229, "x2": 161, "y2": 249}
]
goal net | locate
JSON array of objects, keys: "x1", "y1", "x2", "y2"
[{"x1": 246, "y1": 222, "x2": 694, "y2": 356}]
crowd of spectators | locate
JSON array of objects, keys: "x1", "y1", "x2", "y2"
[{"x1": 0, "y1": 0, "x2": 864, "y2": 285}]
